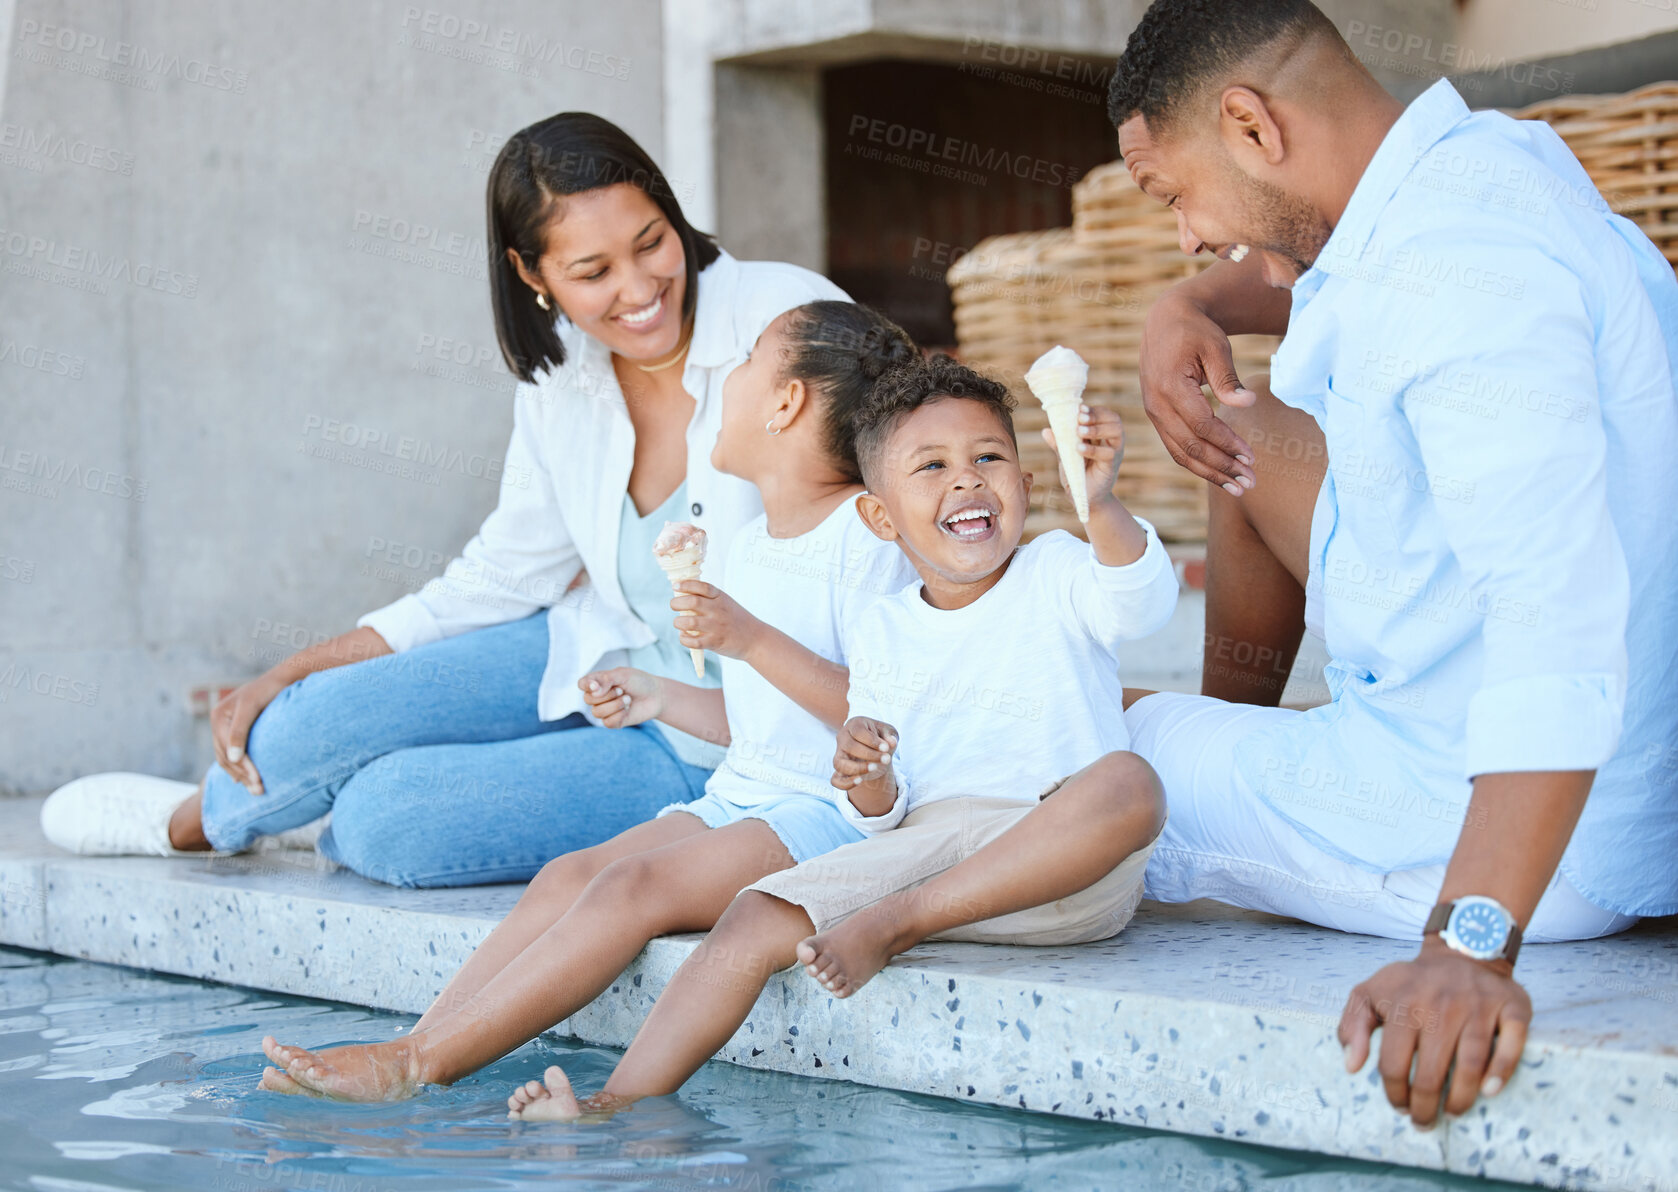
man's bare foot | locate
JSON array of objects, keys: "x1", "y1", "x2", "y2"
[
  {"x1": 260, "y1": 1035, "x2": 426, "y2": 1101},
  {"x1": 167, "y1": 788, "x2": 212, "y2": 851},
  {"x1": 506, "y1": 1066, "x2": 643, "y2": 1122},
  {"x1": 796, "y1": 895, "x2": 924, "y2": 998}
]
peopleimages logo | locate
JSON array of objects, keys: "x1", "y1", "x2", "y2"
[
  {"x1": 0, "y1": 124, "x2": 135, "y2": 175},
  {"x1": 13, "y1": 19, "x2": 249, "y2": 93},
  {"x1": 0, "y1": 226, "x2": 199, "y2": 298}
]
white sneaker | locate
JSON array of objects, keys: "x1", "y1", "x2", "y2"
[
  {"x1": 40, "y1": 772, "x2": 217, "y2": 857},
  {"x1": 261, "y1": 814, "x2": 330, "y2": 853}
]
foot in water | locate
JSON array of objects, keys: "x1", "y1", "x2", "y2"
[
  {"x1": 795, "y1": 895, "x2": 921, "y2": 998},
  {"x1": 259, "y1": 1035, "x2": 426, "y2": 1101},
  {"x1": 507, "y1": 1065, "x2": 581, "y2": 1120},
  {"x1": 506, "y1": 1065, "x2": 640, "y2": 1122}
]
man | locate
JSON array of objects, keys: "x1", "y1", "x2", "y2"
[{"x1": 1111, "y1": 0, "x2": 1677, "y2": 1131}]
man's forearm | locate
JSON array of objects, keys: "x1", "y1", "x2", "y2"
[
  {"x1": 1162, "y1": 254, "x2": 1292, "y2": 338},
  {"x1": 1439, "y1": 770, "x2": 1596, "y2": 928}
]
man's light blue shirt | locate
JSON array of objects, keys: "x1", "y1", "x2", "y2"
[{"x1": 1235, "y1": 80, "x2": 1678, "y2": 917}]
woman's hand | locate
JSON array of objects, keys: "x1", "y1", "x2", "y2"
[
  {"x1": 212, "y1": 625, "x2": 392, "y2": 796},
  {"x1": 671, "y1": 581, "x2": 765, "y2": 660},
  {"x1": 832, "y1": 716, "x2": 899, "y2": 819},
  {"x1": 579, "y1": 667, "x2": 665, "y2": 729},
  {"x1": 831, "y1": 716, "x2": 898, "y2": 792},
  {"x1": 211, "y1": 673, "x2": 290, "y2": 795}
]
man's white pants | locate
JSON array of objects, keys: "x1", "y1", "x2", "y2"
[{"x1": 1126, "y1": 691, "x2": 1638, "y2": 942}]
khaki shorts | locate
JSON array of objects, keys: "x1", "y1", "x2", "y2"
[{"x1": 746, "y1": 792, "x2": 1155, "y2": 946}]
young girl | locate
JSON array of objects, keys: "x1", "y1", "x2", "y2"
[{"x1": 257, "y1": 301, "x2": 918, "y2": 1101}]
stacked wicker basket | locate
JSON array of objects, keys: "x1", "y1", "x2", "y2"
[
  {"x1": 1514, "y1": 82, "x2": 1678, "y2": 265},
  {"x1": 950, "y1": 81, "x2": 1678, "y2": 542},
  {"x1": 949, "y1": 162, "x2": 1281, "y2": 543}
]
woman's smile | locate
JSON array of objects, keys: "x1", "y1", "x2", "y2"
[{"x1": 613, "y1": 286, "x2": 669, "y2": 333}]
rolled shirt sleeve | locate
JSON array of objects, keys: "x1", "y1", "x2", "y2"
[
  {"x1": 1395, "y1": 238, "x2": 1628, "y2": 776},
  {"x1": 358, "y1": 386, "x2": 582, "y2": 653},
  {"x1": 835, "y1": 767, "x2": 910, "y2": 834},
  {"x1": 1061, "y1": 518, "x2": 1179, "y2": 651}
]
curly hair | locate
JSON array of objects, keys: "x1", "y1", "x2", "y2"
[
  {"x1": 1107, "y1": 0, "x2": 1337, "y2": 132},
  {"x1": 852, "y1": 354, "x2": 1017, "y2": 491}
]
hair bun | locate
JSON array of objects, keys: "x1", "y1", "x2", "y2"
[{"x1": 858, "y1": 333, "x2": 914, "y2": 381}]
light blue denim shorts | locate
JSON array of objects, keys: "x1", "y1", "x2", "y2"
[{"x1": 659, "y1": 789, "x2": 864, "y2": 864}]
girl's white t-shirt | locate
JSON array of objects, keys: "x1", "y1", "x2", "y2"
[
  {"x1": 706, "y1": 495, "x2": 917, "y2": 806},
  {"x1": 839, "y1": 524, "x2": 1179, "y2": 832}
]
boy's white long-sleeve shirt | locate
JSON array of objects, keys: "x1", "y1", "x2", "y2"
[{"x1": 839, "y1": 523, "x2": 1178, "y2": 832}]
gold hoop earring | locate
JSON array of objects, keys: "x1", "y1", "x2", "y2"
[
  {"x1": 765, "y1": 420, "x2": 781, "y2": 436},
  {"x1": 535, "y1": 293, "x2": 550, "y2": 311}
]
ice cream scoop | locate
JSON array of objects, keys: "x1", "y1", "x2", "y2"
[
  {"x1": 1024, "y1": 345, "x2": 1092, "y2": 522},
  {"x1": 653, "y1": 521, "x2": 708, "y2": 678}
]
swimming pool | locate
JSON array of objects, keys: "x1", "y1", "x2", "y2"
[{"x1": 0, "y1": 947, "x2": 1526, "y2": 1191}]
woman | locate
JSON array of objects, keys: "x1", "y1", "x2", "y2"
[{"x1": 40, "y1": 112, "x2": 849, "y2": 887}]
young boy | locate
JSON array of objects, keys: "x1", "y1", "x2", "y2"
[{"x1": 507, "y1": 354, "x2": 1177, "y2": 1121}]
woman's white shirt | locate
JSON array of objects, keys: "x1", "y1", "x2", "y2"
[{"x1": 358, "y1": 249, "x2": 849, "y2": 722}]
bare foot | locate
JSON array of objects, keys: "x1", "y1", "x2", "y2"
[
  {"x1": 796, "y1": 896, "x2": 921, "y2": 998},
  {"x1": 507, "y1": 1066, "x2": 644, "y2": 1122},
  {"x1": 259, "y1": 1065, "x2": 308, "y2": 1095},
  {"x1": 260, "y1": 1035, "x2": 425, "y2": 1101},
  {"x1": 507, "y1": 1065, "x2": 582, "y2": 1121}
]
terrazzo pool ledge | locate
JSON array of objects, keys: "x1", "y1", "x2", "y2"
[{"x1": 1, "y1": 797, "x2": 1673, "y2": 1192}]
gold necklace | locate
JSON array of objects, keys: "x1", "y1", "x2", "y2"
[{"x1": 634, "y1": 325, "x2": 694, "y2": 373}]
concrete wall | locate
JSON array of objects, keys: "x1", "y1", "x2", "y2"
[
  {"x1": 1458, "y1": 0, "x2": 1678, "y2": 63},
  {"x1": 0, "y1": 0, "x2": 662, "y2": 795}
]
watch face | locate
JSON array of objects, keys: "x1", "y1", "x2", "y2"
[{"x1": 1448, "y1": 899, "x2": 1512, "y2": 959}]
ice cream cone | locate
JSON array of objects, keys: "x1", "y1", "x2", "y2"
[
  {"x1": 1024, "y1": 345, "x2": 1092, "y2": 522},
  {"x1": 653, "y1": 522, "x2": 708, "y2": 678}
]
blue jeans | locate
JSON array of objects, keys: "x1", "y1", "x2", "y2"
[{"x1": 199, "y1": 612, "x2": 712, "y2": 887}]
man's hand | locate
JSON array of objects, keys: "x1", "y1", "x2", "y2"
[
  {"x1": 671, "y1": 581, "x2": 765, "y2": 660},
  {"x1": 579, "y1": 667, "x2": 665, "y2": 729},
  {"x1": 1042, "y1": 402, "x2": 1127, "y2": 511},
  {"x1": 1338, "y1": 936, "x2": 1531, "y2": 1129},
  {"x1": 1139, "y1": 291, "x2": 1260, "y2": 495}
]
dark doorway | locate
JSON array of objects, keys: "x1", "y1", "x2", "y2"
[{"x1": 823, "y1": 55, "x2": 1120, "y2": 349}]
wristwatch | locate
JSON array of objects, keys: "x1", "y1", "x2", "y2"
[{"x1": 1426, "y1": 896, "x2": 1523, "y2": 965}]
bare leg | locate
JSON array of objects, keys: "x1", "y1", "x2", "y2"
[
  {"x1": 798, "y1": 752, "x2": 1165, "y2": 997},
  {"x1": 260, "y1": 814, "x2": 702, "y2": 1092},
  {"x1": 1201, "y1": 381, "x2": 1324, "y2": 705},
  {"x1": 260, "y1": 819, "x2": 793, "y2": 1100},
  {"x1": 412, "y1": 814, "x2": 706, "y2": 1031},
  {"x1": 167, "y1": 787, "x2": 212, "y2": 851},
  {"x1": 523, "y1": 890, "x2": 815, "y2": 1115}
]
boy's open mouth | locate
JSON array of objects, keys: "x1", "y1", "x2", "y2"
[{"x1": 938, "y1": 503, "x2": 998, "y2": 543}]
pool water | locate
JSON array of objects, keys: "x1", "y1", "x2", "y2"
[{"x1": 0, "y1": 947, "x2": 1524, "y2": 1192}]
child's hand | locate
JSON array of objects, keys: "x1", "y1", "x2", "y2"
[
  {"x1": 578, "y1": 667, "x2": 664, "y2": 729},
  {"x1": 671, "y1": 581, "x2": 764, "y2": 660},
  {"x1": 1043, "y1": 403, "x2": 1126, "y2": 511},
  {"x1": 831, "y1": 716, "x2": 899, "y2": 792}
]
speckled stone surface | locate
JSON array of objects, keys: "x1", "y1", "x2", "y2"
[{"x1": 1, "y1": 797, "x2": 1673, "y2": 1190}]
